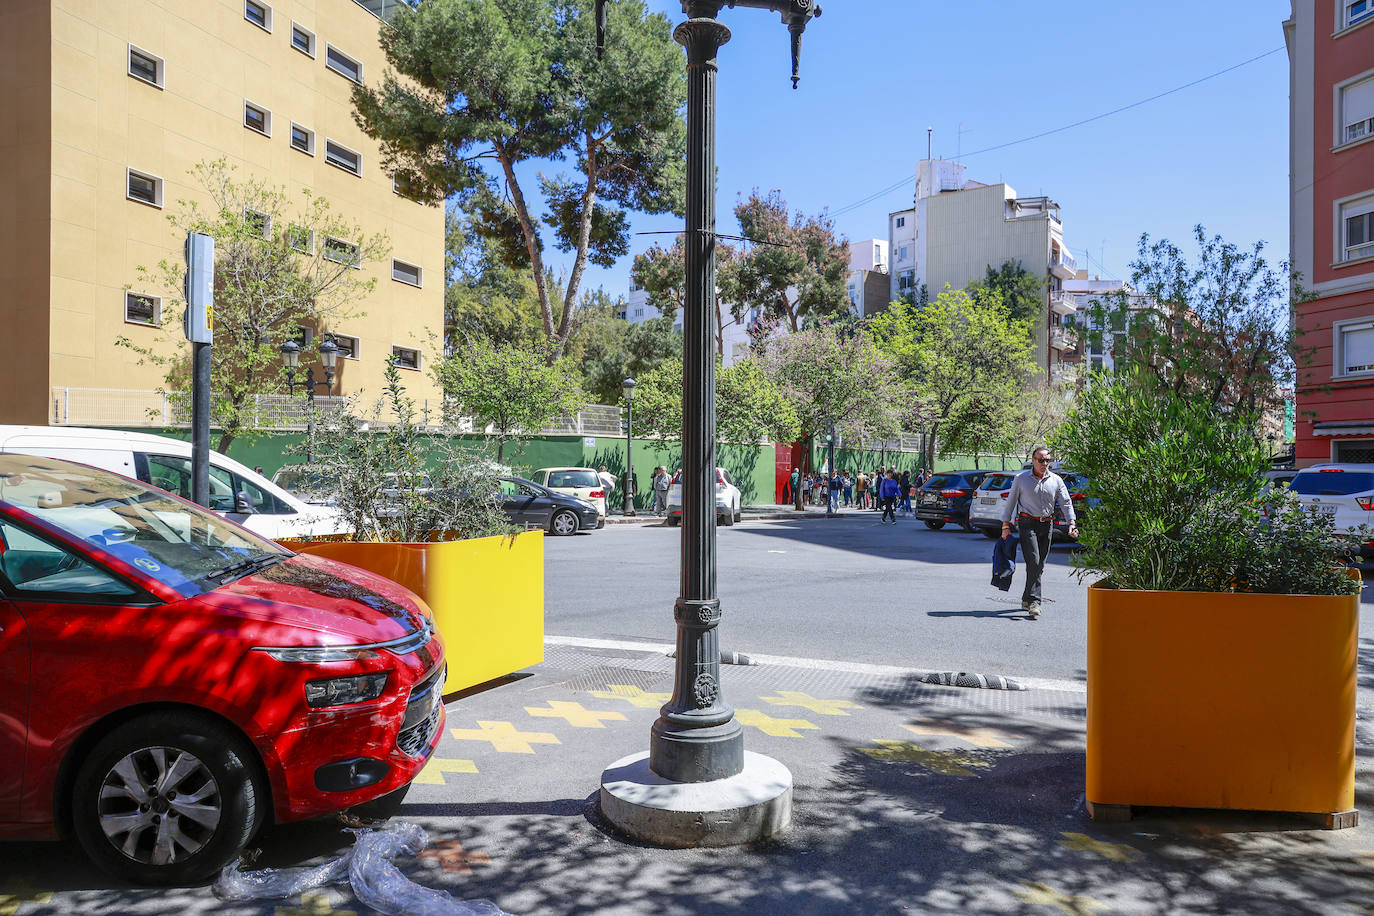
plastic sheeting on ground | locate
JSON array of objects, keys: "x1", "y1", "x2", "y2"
[{"x1": 214, "y1": 821, "x2": 511, "y2": 915}]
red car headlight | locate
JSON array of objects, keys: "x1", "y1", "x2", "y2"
[{"x1": 304, "y1": 672, "x2": 390, "y2": 707}]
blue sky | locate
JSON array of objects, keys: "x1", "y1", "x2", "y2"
[{"x1": 553, "y1": 0, "x2": 1293, "y2": 300}]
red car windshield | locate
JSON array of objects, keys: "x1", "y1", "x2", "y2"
[{"x1": 0, "y1": 454, "x2": 289, "y2": 598}]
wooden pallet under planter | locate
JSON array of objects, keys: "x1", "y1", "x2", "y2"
[
  {"x1": 281, "y1": 531, "x2": 545, "y2": 696},
  {"x1": 1085, "y1": 577, "x2": 1359, "y2": 828}
]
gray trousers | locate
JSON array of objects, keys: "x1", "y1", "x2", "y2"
[{"x1": 1018, "y1": 516, "x2": 1053, "y2": 604}]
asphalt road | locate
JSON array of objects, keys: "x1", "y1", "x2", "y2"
[{"x1": 546, "y1": 513, "x2": 1374, "y2": 684}]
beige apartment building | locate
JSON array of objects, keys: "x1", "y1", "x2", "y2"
[
  {"x1": 889, "y1": 159, "x2": 1078, "y2": 384},
  {"x1": 2, "y1": 0, "x2": 443, "y2": 427}
]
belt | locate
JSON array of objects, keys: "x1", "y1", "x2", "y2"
[{"x1": 1018, "y1": 512, "x2": 1054, "y2": 522}]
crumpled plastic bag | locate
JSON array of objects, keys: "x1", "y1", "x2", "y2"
[{"x1": 213, "y1": 821, "x2": 511, "y2": 916}]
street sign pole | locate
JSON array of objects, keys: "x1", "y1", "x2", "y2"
[{"x1": 184, "y1": 232, "x2": 215, "y2": 508}]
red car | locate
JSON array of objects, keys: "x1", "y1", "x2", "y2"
[{"x1": 0, "y1": 454, "x2": 445, "y2": 884}]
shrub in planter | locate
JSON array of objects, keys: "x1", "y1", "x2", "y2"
[{"x1": 1052, "y1": 373, "x2": 1365, "y2": 825}]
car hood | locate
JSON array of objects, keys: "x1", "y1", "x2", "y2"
[{"x1": 194, "y1": 553, "x2": 431, "y2": 646}]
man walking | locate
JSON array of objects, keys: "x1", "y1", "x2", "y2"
[
  {"x1": 827, "y1": 468, "x2": 841, "y2": 515},
  {"x1": 651, "y1": 466, "x2": 670, "y2": 516},
  {"x1": 1001, "y1": 446, "x2": 1077, "y2": 619},
  {"x1": 598, "y1": 465, "x2": 617, "y2": 514},
  {"x1": 879, "y1": 469, "x2": 901, "y2": 524}
]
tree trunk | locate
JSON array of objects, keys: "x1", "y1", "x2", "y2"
[
  {"x1": 556, "y1": 130, "x2": 600, "y2": 359},
  {"x1": 496, "y1": 145, "x2": 559, "y2": 360}
]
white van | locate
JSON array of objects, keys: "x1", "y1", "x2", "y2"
[{"x1": 0, "y1": 426, "x2": 348, "y2": 540}]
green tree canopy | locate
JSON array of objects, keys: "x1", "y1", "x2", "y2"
[
  {"x1": 630, "y1": 234, "x2": 742, "y2": 355},
  {"x1": 352, "y1": 0, "x2": 687, "y2": 358},
  {"x1": 120, "y1": 159, "x2": 388, "y2": 452},
  {"x1": 628, "y1": 355, "x2": 800, "y2": 446},
  {"x1": 431, "y1": 336, "x2": 585, "y2": 461},
  {"x1": 870, "y1": 287, "x2": 1037, "y2": 469},
  {"x1": 968, "y1": 260, "x2": 1047, "y2": 326},
  {"x1": 443, "y1": 206, "x2": 547, "y2": 351},
  {"x1": 1074, "y1": 225, "x2": 1296, "y2": 417},
  {"x1": 567, "y1": 295, "x2": 682, "y2": 404},
  {"x1": 723, "y1": 190, "x2": 852, "y2": 334}
]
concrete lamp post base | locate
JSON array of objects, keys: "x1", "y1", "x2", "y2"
[{"x1": 599, "y1": 750, "x2": 792, "y2": 847}]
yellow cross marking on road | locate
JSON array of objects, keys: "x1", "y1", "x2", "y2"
[
  {"x1": 588, "y1": 684, "x2": 672, "y2": 708},
  {"x1": 450, "y1": 721, "x2": 560, "y2": 754},
  {"x1": 412, "y1": 756, "x2": 479, "y2": 785},
  {"x1": 759, "y1": 690, "x2": 861, "y2": 716},
  {"x1": 1012, "y1": 881, "x2": 1108, "y2": 915},
  {"x1": 525, "y1": 700, "x2": 628, "y2": 728},
  {"x1": 1057, "y1": 832, "x2": 1141, "y2": 863},
  {"x1": 902, "y1": 719, "x2": 1013, "y2": 748},
  {"x1": 858, "y1": 740, "x2": 990, "y2": 776},
  {"x1": 275, "y1": 892, "x2": 357, "y2": 916},
  {"x1": 734, "y1": 708, "x2": 819, "y2": 738},
  {"x1": 0, "y1": 880, "x2": 51, "y2": 916}
]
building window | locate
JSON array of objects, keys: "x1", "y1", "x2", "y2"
[
  {"x1": 289, "y1": 122, "x2": 315, "y2": 155},
  {"x1": 391, "y1": 346, "x2": 421, "y2": 371},
  {"x1": 127, "y1": 45, "x2": 164, "y2": 88},
  {"x1": 324, "y1": 140, "x2": 361, "y2": 176},
  {"x1": 243, "y1": 209, "x2": 270, "y2": 237},
  {"x1": 243, "y1": 101, "x2": 271, "y2": 136},
  {"x1": 285, "y1": 224, "x2": 313, "y2": 253},
  {"x1": 125, "y1": 292, "x2": 160, "y2": 326},
  {"x1": 290, "y1": 22, "x2": 316, "y2": 57},
  {"x1": 1334, "y1": 439, "x2": 1374, "y2": 462},
  {"x1": 244, "y1": 0, "x2": 271, "y2": 31},
  {"x1": 323, "y1": 237, "x2": 360, "y2": 267},
  {"x1": 1344, "y1": 0, "x2": 1372, "y2": 28},
  {"x1": 331, "y1": 334, "x2": 359, "y2": 360},
  {"x1": 1339, "y1": 74, "x2": 1374, "y2": 145},
  {"x1": 895, "y1": 216, "x2": 905, "y2": 228},
  {"x1": 897, "y1": 270, "x2": 914, "y2": 291},
  {"x1": 1335, "y1": 317, "x2": 1374, "y2": 376},
  {"x1": 1340, "y1": 195, "x2": 1374, "y2": 262},
  {"x1": 126, "y1": 168, "x2": 163, "y2": 207},
  {"x1": 391, "y1": 259, "x2": 423, "y2": 287},
  {"x1": 898, "y1": 246, "x2": 908, "y2": 261},
  {"x1": 325, "y1": 45, "x2": 362, "y2": 83}
]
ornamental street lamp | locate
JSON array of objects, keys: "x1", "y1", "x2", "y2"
[
  {"x1": 281, "y1": 337, "x2": 339, "y2": 461},
  {"x1": 596, "y1": 0, "x2": 822, "y2": 848},
  {"x1": 622, "y1": 377, "x2": 637, "y2": 517}
]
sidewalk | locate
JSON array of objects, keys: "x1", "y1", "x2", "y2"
[
  {"x1": 8, "y1": 638, "x2": 1374, "y2": 914},
  {"x1": 602, "y1": 503, "x2": 886, "y2": 525}
]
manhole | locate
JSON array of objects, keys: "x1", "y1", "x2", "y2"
[{"x1": 920, "y1": 671, "x2": 1025, "y2": 691}]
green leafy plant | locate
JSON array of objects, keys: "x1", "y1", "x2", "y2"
[
  {"x1": 1054, "y1": 372, "x2": 1361, "y2": 595},
  {"x1": 301, "y1": 360, "x2": 515, "y2": 543}
]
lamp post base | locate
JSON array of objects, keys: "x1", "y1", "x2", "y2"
[{"x1": 599, "y1": 750, "x2": 792, "y2": 848}]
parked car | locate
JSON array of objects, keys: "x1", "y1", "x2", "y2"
[
  {"x1": 1052, "y1": 471, "x2": 1094, "y2": 541},
  {"x1": 0, "y1": 425, "x2": 347, "y2": 540},
  {"x1": 271, "y1": 464, "x2": 334, "y2": 506},
  {"x1": 1289, "y1": 463, "x2": 1374, "y2": 557},
  {"x1": 0, "y1": 453, "x2": 445, "y2": 884},
  {"x1": 968, "y1": 472, "x2": 1017, "y2": 538},
  {"x1": 530, "y1": 467, "x2": 607, "y2": 525},
  {"x1": 666, "y1": 467, "x2": 742, "y2": 526},
  {"x1": 498, "y1": 476, "x2": 599, "y2": 536},
  {"x1": 914, "y1": 470, "x2": 996, "y2": 531}
]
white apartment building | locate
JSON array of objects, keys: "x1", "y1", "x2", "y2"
[
  {"x1": 619, "y1": 282, "x2": 757, "y2": 367},
  {"x1": 889, "y1": 158, "x2": 1078, "y2": 380},
  {"x1": 846, "y1": 239, "x2": 890, "y2": 317}
]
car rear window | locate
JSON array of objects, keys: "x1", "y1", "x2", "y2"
[
  {"x1": 924, "y1": 475, "x2": 958, "y2": 489},
  {"x1": 1290, "y1": 471, "x2": 1374, "y2": 495},
  {"x1": 549, "y1": 470, "x2": 599, "y2": 488},
  {"x1": 983, "y1": 474, "x2": 1015, "y2": 490}
]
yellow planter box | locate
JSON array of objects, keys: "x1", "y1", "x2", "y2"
[
  {"x1": 284, "y1": 531, "x2": 545, "y2": 696},
  {"x1": 1086, "y1": 580, "x2": 1358, "y2": 824}
]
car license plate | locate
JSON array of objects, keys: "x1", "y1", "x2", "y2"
[
  {"x1": 920, "y1": 493, "x2": 938, "y2": 505},
  {"x1": 1307, "y1": 504, "x2": 1337, "y2": 515},
  {"x1": 980, "y1": 497, "x2": 996, "y2": 505}
]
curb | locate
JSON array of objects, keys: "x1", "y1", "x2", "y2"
[{"x1": 601, "y1": 509, "x2": 853, "y2": 526}]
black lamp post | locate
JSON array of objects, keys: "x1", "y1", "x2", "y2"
[
  {"x1": 596, "y1": 0, "x2": 821, "y2": 848},
  {"x1": 622, "y1": 377, "x2": 636, "y2": 517},
  {"x1": 281, "y1": 337, "x2": 339, "y2": 461}
]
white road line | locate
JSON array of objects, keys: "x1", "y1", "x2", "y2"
[{"x1": 544, "y1": 634, "x2": 1086, "y2": 693}]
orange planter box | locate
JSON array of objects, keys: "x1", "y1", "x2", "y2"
[
  {"x1": 281, "y1": 531, "x2": 545, "y2": 696},
  {"x1": 1086, "y1": 579, "x2": 1358, "y2": 823}
]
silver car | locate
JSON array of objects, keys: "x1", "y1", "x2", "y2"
[{"x1": 968, "y1": 472, "x2": 1017, "y2": 538}]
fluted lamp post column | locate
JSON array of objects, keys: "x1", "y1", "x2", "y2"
[{"x1": 598, "y1": 0, "x2": 822, "y2": 848}]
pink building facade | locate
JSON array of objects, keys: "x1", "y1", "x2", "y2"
[{"x1": 1287, "y1": 1, "x2": 1374, "y2": 466}]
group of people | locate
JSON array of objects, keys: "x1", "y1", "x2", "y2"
[
  {"x1": 784, "y1": 467, "x2": 932, "y2": 521},
  {"x1": 598, "y1": 465, "x2": 674, "y2": 516}
]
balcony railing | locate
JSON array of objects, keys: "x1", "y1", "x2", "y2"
[
  {"x1": 1347, "y1": 118, "x2": 1373, "y2": 144},
  {"x1": 1049, "y1": 292, "x2": 1078, "y2": 316}
]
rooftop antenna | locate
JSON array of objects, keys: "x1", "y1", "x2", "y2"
[{"x1": 927, "y1": 127, "x2": 932, "y2": 161}]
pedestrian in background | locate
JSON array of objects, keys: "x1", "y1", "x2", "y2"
[
  {"x1": 652, "y1": 466, "x2": 670, "y2": 516},
  {"x1": 1000, "y1": 445, "x2": 1077, "y2": 619},
  {"x1": 879, "y1": 469, "x2": 901, "y2": 524},
  {"x1": 827, "y1": 468, "x2": 841, "y2": 514},
  {"x1": 898, "y1": 470, "x2": 912, "y2": 515},
  {"x1": 842, "y1": 470, "x2": 854, "y2": 507},
  {"x1": 855, "y1": 470, "x2": 868, "y2": 509}
]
